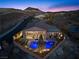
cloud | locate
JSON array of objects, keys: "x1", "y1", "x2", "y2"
[{"x1": 48, "y1": 6, "x2": 79, "y2": 12}]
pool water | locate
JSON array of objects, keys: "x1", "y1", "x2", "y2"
[
  {"x1": 45, "y1": 40, "x2": 55, "y2": 49},
  {"x1": 29, "y1": 39, "x2": 55, "y2": 49},
  {"x1": 29, "y1": 40, "x2": 38, "y2": 49}
]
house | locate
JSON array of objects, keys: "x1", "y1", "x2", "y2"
[
  {"x1": 13, "y1": 21, "x2": 63, "y2": 43},
  {"x1": 22, "y1": 20, "x2": 62, "y2": 40},
  {"x1": 13, "y1": 21, "x2": 64, "y2": 59}
]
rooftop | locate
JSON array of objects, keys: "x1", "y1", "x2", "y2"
[
  {"x1": 24, "y1": 21, "x2": 60, "y2": 32},
  {"x1": 25, "y1": 27, "x2": 46, "y2": 31}
]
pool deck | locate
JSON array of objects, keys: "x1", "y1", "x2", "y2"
[{"x1": 13, "y1": 38, "x2": 65, "y2": 59}]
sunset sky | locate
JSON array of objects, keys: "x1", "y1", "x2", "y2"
[{"x1": 0, "y1": 0, "x2": 79, "y2": 12}]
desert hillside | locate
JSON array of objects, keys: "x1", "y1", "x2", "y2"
[{"x1": 0, "y1": 7, "x2": 79, "y2": 41}]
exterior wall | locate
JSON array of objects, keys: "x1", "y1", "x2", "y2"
[
  {"x1": 23, "y1": 30, "x2": 61, "y2": 41},
  {"x1": 25, "y1": 31, "x2": 46, "y2": 40},
  {"x1": 13, "y1": 30, "x2": 62, "y2": 42},
  {"x1": 46, "y1": 32, "x2": 61, "y2": 39}
]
